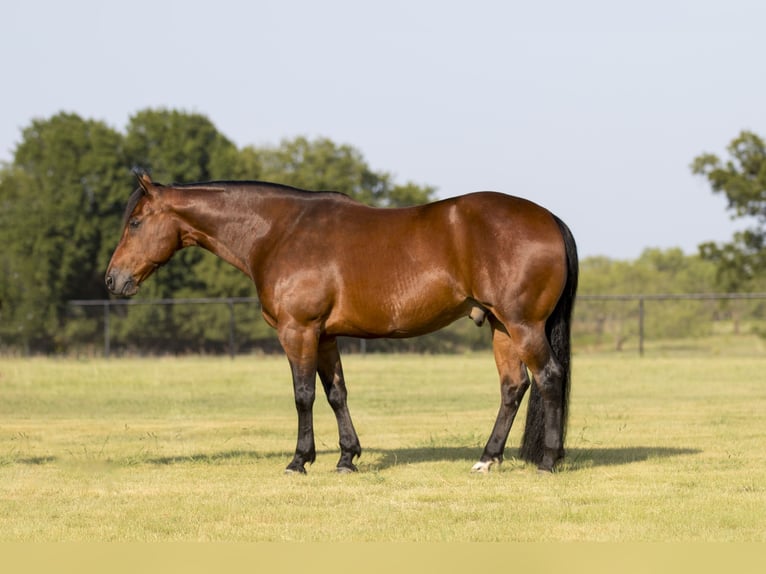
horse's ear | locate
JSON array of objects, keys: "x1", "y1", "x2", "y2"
[{"x1": 133, "y1": 168, "x2": 159, "y2": 196}]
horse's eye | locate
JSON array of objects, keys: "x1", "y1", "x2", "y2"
[{"x1": 129, "y1": 218, "x2": 141, "y2": 230}]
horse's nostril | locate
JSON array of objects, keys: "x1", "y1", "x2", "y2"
[{"x1": 105, "y1": 274, "x2": 114, "y2": 289}]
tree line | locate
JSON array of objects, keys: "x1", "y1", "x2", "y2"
[
  {"x1": 0, "y1": 109, "x2": 436, "y2": 353},
  {"x1": 1, "y1": 110, "x2": 764, "y2": 354}
]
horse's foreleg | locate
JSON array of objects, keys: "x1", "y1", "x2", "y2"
[
  {"x1": 472, "y1": 321, "x2": 530, "y2": 473},
  {"x1": 317, "y1": 337, "x2": 362, "y2": 472},
  {"x1": 279, "y1": 323, "x2": 320, "y2": 474}
]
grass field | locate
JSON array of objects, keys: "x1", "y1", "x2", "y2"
[{"x1": 1, "y1": 350, "x2": 765, "y2": 542}]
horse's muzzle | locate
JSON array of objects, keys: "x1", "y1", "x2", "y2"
[{"x1": 105, "y1": 269, "x2": 139, "y2": 297}]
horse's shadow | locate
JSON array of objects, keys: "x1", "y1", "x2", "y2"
[
  {"x1": 145, "y1": 445, "x2": 699, "y2": 471},
  {"x1": 361, "y1": 445, "x2": 700, "y2": 471}
]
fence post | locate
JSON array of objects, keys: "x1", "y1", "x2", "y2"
[
  {"x1": 638, "y1": 297, "x2": 644, "y2": 357},
  {"x1": 103, "y1": 301, "x2": 111, "y2": 359},
  {"x1": 228, "y1": 300, "x2": 236, "y2": 359}
]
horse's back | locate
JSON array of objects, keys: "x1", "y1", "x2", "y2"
[
  {"x1": 310, "y1": 192, "x2": 568, "y2": 336},
  {"x1": 319, "y1": 191, "x2": 559, "y2": 242}
]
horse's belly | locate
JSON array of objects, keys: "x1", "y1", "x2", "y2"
[
  {"x1": 326, "y1": 289, "x2": 470, "y2": 338},
  {"x1": 322, "y1": 247, "x2": 474, "y2": 338}
]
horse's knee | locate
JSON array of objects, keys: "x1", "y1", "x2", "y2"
[
  {"x1": 324, "y1": 383, "x2": 347, "y2": 409},
  {"x1": 293, "y1": 378, "x2": 316, "y2": 411}
]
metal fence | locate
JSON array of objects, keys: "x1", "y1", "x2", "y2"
[
  {"x1": 67, "y1": 292, "x2": 766, "y2": 358},
  {"x1": 578, "y1": 293, "x2": 766, "y2": 355},
  {"x1": 68, "y1": 297, "x2": 261, "y2": 358}
]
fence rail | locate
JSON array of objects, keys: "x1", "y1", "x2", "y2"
[
  {"x1": 578, "y1": 292, "x2": 766, "y2": 355},
  {"x1": 68, "y1": 293, "x2": 766, "y2": 358},
  {"x1": 68, "y1": 297, "x2": 261, "y2": 359}
]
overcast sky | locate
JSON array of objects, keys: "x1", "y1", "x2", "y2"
[{"x1": 2, "y1": 0, "x2": 764, "y2": 259}]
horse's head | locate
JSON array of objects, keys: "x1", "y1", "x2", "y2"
[{"x1": 105, "y1": 171, "x2": 183, "y2": 296}]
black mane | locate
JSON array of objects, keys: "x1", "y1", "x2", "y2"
[
  {"x1": 168, "y1": 179, "x2": 356, "y2": 205},
  {"x1": 172, "y1": 178, "x2": 352, "y2": 200},
  {"x1": 121, "y1": 179, "x2": 355, "y2": 227}
]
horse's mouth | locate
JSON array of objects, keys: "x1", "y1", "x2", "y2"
[{"x1": 120, "y1": 279, "x2": 139, "y2": 296}]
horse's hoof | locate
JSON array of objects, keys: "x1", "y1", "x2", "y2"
[
  {"x1": 471, "y1": 459, "x2": 499, "y2": 474},
  {"x1": 537, "y1": 449, "x2": 563, "y2": 473},
  {"x1": 336, "y1": 465, "x2": 357, "y2": 474},
  {"x1": 285, "y1": 466, "x2": 307, "y2": 475}
]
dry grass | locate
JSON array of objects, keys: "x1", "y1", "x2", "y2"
[{"x1": 1, "y1": 352, "x2": 765, "y2": 541}]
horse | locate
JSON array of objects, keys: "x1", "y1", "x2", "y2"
[{"x1": 105, "y1": 170, "x2": 578, "y2": 474}]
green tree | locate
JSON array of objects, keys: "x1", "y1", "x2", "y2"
[
  {"x1": 0, "y1": 109, "x2": 440, "y2": 354},
  {"x1": 386, "y1": 181, "x2": 439, "y2": 208},
  {"x1": 229, "y1": 145, "x2": 263, "y2": 180},
  {"x1": 257, "y1": 136, "x2": 436, "y2": 206},
  {"x1": 124, "y1": 108, "x2": 239, "y2": 182},
  {"x1": 633, "y1": 249, "x2": 717, "y2": 339},
  {"x1": 576, "y1": 256, "x2": 638, "y2": 350},
  {"x1": 691, "y1": 130, "x2": 766, "y2": 290},
  {"x1": 0, "y1": 113, "x2": 127, "y2": 351},
  {"x1": 575, "y1": 250, "x2": 718, "y2": 350}
]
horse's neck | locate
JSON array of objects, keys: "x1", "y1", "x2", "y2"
[{"x1": 170, "y1": 186, "x2": 289, "y2": 280}]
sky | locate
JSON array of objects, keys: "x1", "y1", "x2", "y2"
[{"x1": 2, "y1": 0, "x2": 764, "y2": 260}]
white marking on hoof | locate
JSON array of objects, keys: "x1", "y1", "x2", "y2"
[{"x1": 471, "y1": 459, "x2": 498, "y2": 474}]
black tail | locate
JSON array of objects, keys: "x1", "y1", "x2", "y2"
[{"x1": 519, "y1": 215, "x2": 579, "y2": 465}]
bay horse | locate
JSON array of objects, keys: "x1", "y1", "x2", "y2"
[{"x1": 106, "y1": 170, "x2": 578, "y2": 474}]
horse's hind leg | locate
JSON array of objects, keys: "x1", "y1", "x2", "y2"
[
  {"x1": 317, "y1": 337, "x2": 362, "y2": 472},
  {"x1": 510, "y1": 322, "x2": 566, "y2": 472},
  {"x1": 472, "y1": 319, "x2": 531, "y2": 473}
]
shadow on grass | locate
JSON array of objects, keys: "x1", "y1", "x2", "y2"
[
  {"x1": 9, "y1": 456, "x2": 58, "y2": 465},
  {"x1": 7, "y1": 439, "x2": 698, "y2": 471},
  {"x1": 140, "y1": 445, "x2": 699, "y2": 471},
  {"x1": 362, "y1": 445, "x2": 700, "y2": 471},
  {"x1": 561, "y1": 446, "x2": 701, "y2": 470},
  {"x1": 364, "y1": 445, "x2": 699, "y2": 469},
  {"x1": 148, "y1": 449, "x2": 287, "y2": 465}
]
